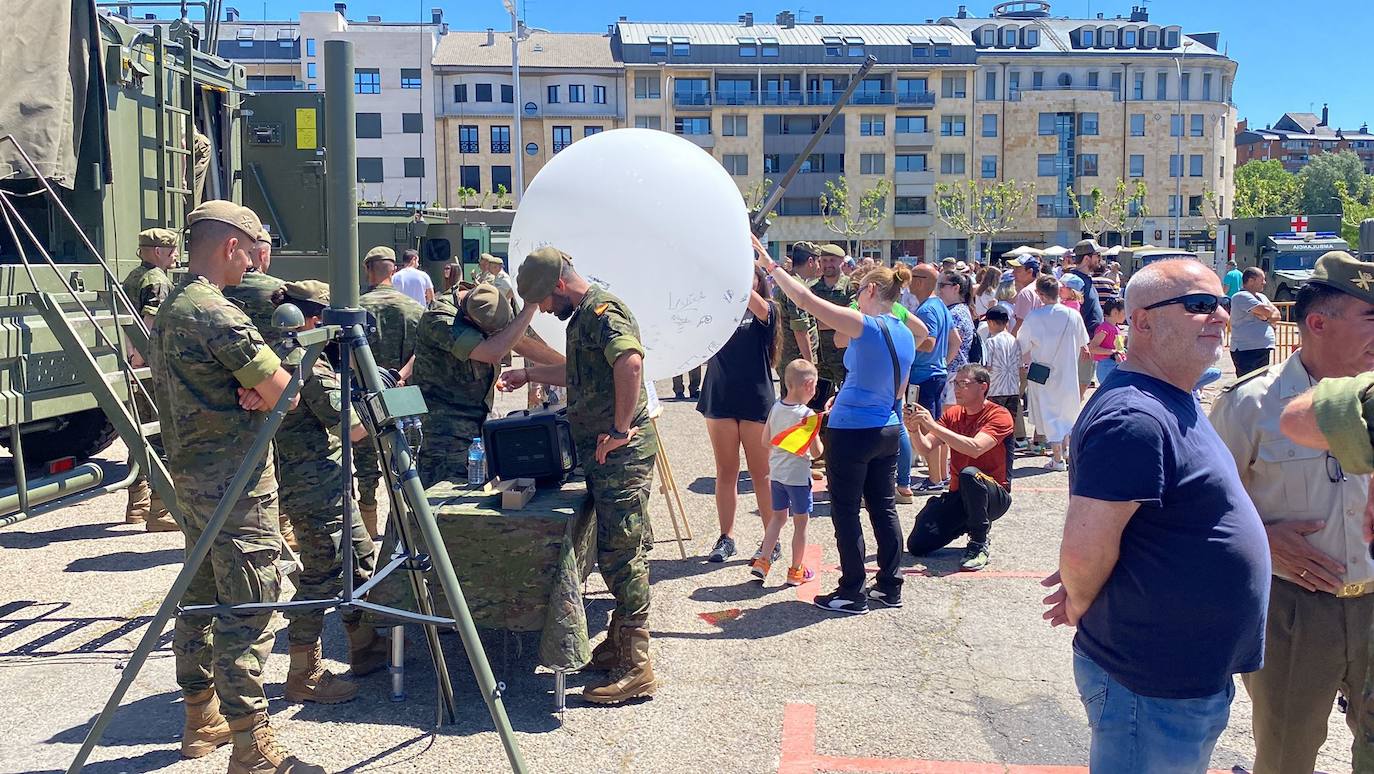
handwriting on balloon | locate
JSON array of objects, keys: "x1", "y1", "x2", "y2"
[
  {"x1": 668, "y1": 290, "x2": 705, "y2": 312},
  {"x1": 697, "y1": 315, "x2": 712, "y2": 327},
  {"x1": 587, "y1": 274, "x2": 612, "y2": 291}
]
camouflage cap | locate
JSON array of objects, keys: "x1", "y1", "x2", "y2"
[
  {"x1": 1073, "y1": 238, "x2": 1104, "y2": 257},
  {"x1": 186, "y1": 199, "x2": 264, "y2": 240},
  {"x1": 138, "y1": 227, "x2": 179, "y2": 248},
  {"x1": 819, "y1": 244, "x2": 846, "y2": 258},
  {"x1": 363, "y1": 245, "x2": 397, "y2": 266},
  {"x1": 283, "y1": 279, "x2": 330, "y2": 306},
  {"x1": 517, "y1": 246, "x2": 570, "y2": 304},
  {"x1": 464, "y1": 282, "x2": 515, "y2": 334},
  {"x1": 1308, "y1": 251, "x2": 1374, "y2": 306},
  {"x1": 255, "y1": 223, "x2": 272, "y2": 244}
]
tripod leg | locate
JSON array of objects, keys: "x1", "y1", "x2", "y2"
[{"x1": 389, "y1": 624, "x2": 405, "y2": 702}]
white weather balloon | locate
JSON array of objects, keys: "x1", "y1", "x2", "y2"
[{"x1": 508, "y1": 129, "x2": 754, "y2": 382}]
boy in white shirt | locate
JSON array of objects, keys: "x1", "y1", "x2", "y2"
[
  {"x1": 981, "y1": 307, "x2": 1023, "y2": 443},
  {"x1": 754, "y1": 359, "x2": 824, "y2": 586}
]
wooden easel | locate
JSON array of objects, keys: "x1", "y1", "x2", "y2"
[{"x1": 649, "y1": 409, "x2": 692, "y2": 559}]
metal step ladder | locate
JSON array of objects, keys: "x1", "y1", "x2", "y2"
[{"x1": 152, "y1": 25, "x2": 200, "y2": 227}]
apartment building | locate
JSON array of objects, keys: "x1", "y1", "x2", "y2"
[
  {"x1": 612, "y1": 15, "x2": 978, "y2": 262},
  {"x1": 1236, "y1": 106, "x2": 1374, "y2": 175},
  {"x1": 943, "y1": 2, "x2": 1238, "y2": 253},
  {"x1": 432, "y1": 30, "x2": 626, "y2": 205}
]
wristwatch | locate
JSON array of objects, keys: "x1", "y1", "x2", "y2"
[{"x1": 606, "y1": 428, "x2": 629, "y2": 440}]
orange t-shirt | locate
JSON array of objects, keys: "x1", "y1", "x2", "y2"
[{"x1": 940, "y1": 402, "x2": 1014, "y2": 491}]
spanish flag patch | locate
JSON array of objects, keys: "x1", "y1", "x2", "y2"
[{"x1": 594, "y1": 302, "x2": 610, "y2": 316}]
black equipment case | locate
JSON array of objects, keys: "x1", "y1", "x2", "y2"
[{"x1": 480, "y1": 406, "x2": 578, "y2": 487}]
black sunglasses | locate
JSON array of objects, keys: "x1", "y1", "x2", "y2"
[{"x1": 1142, "y1": 293, "x2": 1231, "y2": 315}]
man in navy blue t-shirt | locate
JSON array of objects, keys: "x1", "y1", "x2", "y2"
[{"x1": 1043, "y1": 259, "x2": 1270, "y2": 773}]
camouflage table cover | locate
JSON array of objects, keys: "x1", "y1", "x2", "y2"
[{"x1": 372, "y1": 479, "x2": 596, "y2": 671}]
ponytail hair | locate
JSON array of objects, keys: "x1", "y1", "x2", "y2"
[{"x1": 862, "y1": 264, "x2": 911, "y2": 304}]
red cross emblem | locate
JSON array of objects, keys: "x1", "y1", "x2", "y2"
[{"x1": 1290, "y1": 215, "x2": 1309, "y2": 232}]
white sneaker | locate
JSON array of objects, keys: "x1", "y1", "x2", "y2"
[{"x1": 1044, "y1": 460, "x2": 1067, "y2": 472}]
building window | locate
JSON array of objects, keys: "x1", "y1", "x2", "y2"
[
  {"x1": 1081, "y1": 28, "x2": 1096, "y2": 47},
  {"x1": 460, "y1": 165, "x2": 480, "y2": 191},
  {"x1": 458, "y1": 125, "x2": 479, "y2": 153},
  {"x1": 674, "y1": 117, "x2": 711, "y2": 136},
  {"x1": 306, "y1": 62, "x2": 316, "y2": 79},
  {"x1": 1185, "y1": 195, "x2": 1202, "y2": 216},
  {"x1": 634, "y1": 115, "x2": 662, "y2": 130},
  {"x1": 722, "y1": 115, "x2": 748, "y2": 136},
  {"x1": 1037, "y1": 195, "x2": 1057, "y2": 217},
  {"x1": 935, "y1": 44, "x2": 952, "y2": 57},
  {"x1": 912, "y1": 43, "x2": 930, "y2": 58},
  {"x1": 822, "y1": 36, "x2": 842, "y2": 56},
  {"x1": 1008, "y1": 71, "x2": 1020, "y2": 98},
  {"x1": 941, "y1": 75, "x2": 967, "y2": 98},
  {"x1": 1180, "y1": 72, "x2": 1190, "y2": 100},
  {"x1": 860, "y1": 114, "x2": 886, "y2": 136},
  {"x1": 1202, "y1": 72, "x2": 1213, "y2": 101},
  {"x1": 722, "y1": 154, "x2": 749, "y2": 175},
  {"x1": 1023, "y1": 28, "x2": 1040, "y2": 46},
  {"x1": 1078, "y1": 153, "x2": 1099, "y2": 176},
  {"x1": 940, "y1": 115, "x2": 966, "y2": 137},
  {"x1": 1190, "y1": 114, "x2": 1204, "y2": 137},
  {"x1": 1169, "y1": 154, "x2": 1182, "y2": 177},
  {"x1": 356, "y1": 157, "x2": 383, "y2": 182},
  {"x1": 780, "y1": 197, "x2": 821, "y2": 216},
  {"x1": 593, "y1": 85, "x2": 606, "y2": 104},
  {"x1": 1088, "y1": 71, "x2": 1100, "y2": 90},
  {"x1": 895, "y1": 196, "x2": 927, "y2": 215},
  {"x1": 552, "y1": 125, "x2": 573, "y2": 153},
  {"x1": 648, "y1": 36, "x2": 667, "y2": 58},
  {"x1": 981, "y1": 155, "x2": 997, "y2": 179},
  {"x1": 1038, "y1": 112, "x2": 1056, "y2": 135},
  {"x1": 569, "y1": 85, "x2": 585, "y2": 103},
  {"x1": 841, "y1": 36, "x2": 863, "y2": 56},
  {"x1": 404, "y1": 157, "x2": 425, "y2": 178},
  {"x1": 1079, "y1": 112, "x2": 1099, "y2": 136},
  {"x1": 738, "y1": 37, "x2": 758, "y2": 57},
  {"x1": 980, "y1": 28, "x2": 996, "y2": 47},
  {"x1": 306, "y1": 38, "x2": 316, "y2": 57},
  {"x1": 1130, "y1": 113, "x2": 1145, "y2": 136},
  {"x1": 1156, "y1": 71, "x2": 1168, "y2": 100},
  {"x1": 896, "y1": 116, "x2": 928, "y2": 133},
  {"x1": 982, "y1": 114, "x2": 998, "y2": 137},
  {"x1": 984, "y1": 71, "x2": 997, "y2": 100},
  {"x1": 584, "y1": 126, "x2": 603, "y2": 137},
  {"x1": 1032, "y1": 71, "x2": 1044, "y2": 90},
  {"x1": 355, "y1": 113, "x2": 382, "y2": 139},
  {"x1": 308, "y1": 83, "x2": 318, "y2": 91},
  {"x1": 475, "y1": 83, "x2": 492, "y2": 103},
  {"x1": 634, "y1": 75, "x2": 661, "y2": 99},
  {"x1": 1038, "y1": 154, "x2": 1056, "y2": 176},
  {"x1": 861, "y1": 153, "x2": 885, "y2": 175},
  {"x1": 1122, "y1": 28, "x2": 1138, "y2": 47},
  {"x1": 354, "y1": 68, "x2": 380, "y2": 94},
  {"x1": 939, "y1": 239, "x2": 969, "y2": 259},
  {"x1": 401, "y1": 68, "x2": 422, "y2": 89},
  {"x1": 671, "y1": 37, "x2": 690, "y2": 56},
  {"x1": 453, "y1": 84, "x2": 467, "y2": 103},
  {"x1": 402, "y1": 113, "x2": 422, "y2": 134},
  {"x1": 1132, "y1": 72, "x2": 1144, "y2": 100},
  {"x1": 546, "y1": 85, "x2": 559, "y2": 104},
  {"x1": 1189, "y1": 154, "x2": 1204, "y2": 177},
  {"x1": 1129, "y1": 154, "x2": 1144, "y2": 177},
  {"x1": 490, "y1": 125, "x2": 511, "y2": 154},
  {"x1": 940, "y1": 153, "x2": 965, "y2": 175},
  {"x1": 1146, "y1": 28, "x2": 1159, "y2": 47},
  {"x1": 895, "y1": 154, "x2": 927, "y2": 172},
  {"x1": 492, "y1": 165, "x2": 512, "y2": 192},
  {"x1": 761, "y1": 37, "x2": 779, "y2": 57},
  {"x1": 1170, "y1": 114, "x2": 1184, "y2": 137}
]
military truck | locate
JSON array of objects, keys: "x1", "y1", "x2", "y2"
[
  {"x1": 0, "y1": 1, "x2": 246, "y2": 518},
  {"x1": 1215, "y1": 215, "x2": 1350, "y2": 301}
]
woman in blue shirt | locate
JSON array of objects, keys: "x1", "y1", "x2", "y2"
[{"x1": 760, "y1": 244, "x2": 919, "y2": 615}]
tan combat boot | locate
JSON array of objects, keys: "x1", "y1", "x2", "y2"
[
  {"x1": 582, "y1": 622, "x2": 657, "y2": 704},
  {"x1": 284, "y1": 642, "x2": 358, "y2": 704},
  {"x1": 345, "y1": 622, "x2": 389, "y2": 678},
  {"x1": 584, "y1": 613, "x2": 622, "y2": 672},
  {"x1": 180, "y1": 688, "x2": 230, "y2": 758},
  {"x1": 145, "y1": 490, "x2": 179, "y2": 532},
  {"x1": 279, "y1": 516, "x2": 299, "y2": 552},
  {"x1": 358, "y1": 503, "x2": 381, "y2": 540},
  {"x1": 227, "y1": 713, "x2": 325, "y2": 774},
  {"x1": 125, "y1": 478, "x2": 151, "y2": 523}
]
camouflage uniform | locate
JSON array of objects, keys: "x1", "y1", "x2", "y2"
[
  {"x1": 411, "y1": 289, "x2": 496, "y2": 485},
  {"x1": 774, "y1": 271, "x2": 817, "y2": 372},
  {"x1": 121, "y1": 259, "x2": 174, "y2": 520},
  {"x1": 222, "y1": 269, "x2": 287, "y2": 344},
  {"x1": 354, "y1": 284, "x2": 425, "y2": 509},
  {"x1": 565, "y1": 286, "x2": 659, "y2": 623},
  {"x1": 275, "y1": 338, "x2": 376, "y2": 646},
  {"x1": 149, "y1": 275, "x2": 283, "y2": 722},
  {"x1": 810, "y1": 275, "x2": 855, "y2": 385}
]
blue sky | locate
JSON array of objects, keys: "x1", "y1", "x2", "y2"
[{"x1": 237, "y1": 0, "x2": 1368, "y2": 129}]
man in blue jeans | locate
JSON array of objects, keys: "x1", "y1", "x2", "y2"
[
  {"x1": 901, "y1": 263, "x2": 952, "y2": 493},
  {"x1": 1042, "y1": 259, "x2": 1270, "y2": 773}
]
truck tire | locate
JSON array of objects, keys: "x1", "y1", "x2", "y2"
[{"x1": 2, "y1": 409, "x2": 118, "y2": 469}]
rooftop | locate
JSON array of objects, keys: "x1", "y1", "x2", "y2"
[
  {"x1": 940, "y1": 15, "x2": 1222, "y2": 57},
  {"x1": 613, "y1": 21, "x2": 974, "y2": 48},
  {"x1": 433, "y1": 30, "x2": 620, "y2": 70}
]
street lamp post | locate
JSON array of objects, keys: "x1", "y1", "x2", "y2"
[
  {"x1": 501, "y1": 0, "x2": 524, "y2": 203},
  {"x1": 1173, "y1": 41, "x2": 1194, "y2": 248}
]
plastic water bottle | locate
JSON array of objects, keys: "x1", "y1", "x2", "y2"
[{"x1": 467, "y1": 438, "x2": 486, "y2": 487}]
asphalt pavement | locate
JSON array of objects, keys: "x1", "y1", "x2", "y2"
[{"x1": 0, "y1": 363, "x2": 1354, "y2": 774}]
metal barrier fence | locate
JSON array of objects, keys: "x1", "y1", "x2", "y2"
[{"x1": 1223, "y1": 301, "x2": 1299, "y2": 365}]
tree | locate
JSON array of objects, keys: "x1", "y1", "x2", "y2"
[
  {"x1": 933, "y1": 179, "x2": 1033, "y2": 260},
  {"x1": 1069, "y1": 179, "x2": 1150, "y2": 244},
  {"x1": 1336, "y1": 179, "x2": 1374, "y2": 249},
  {"x1": 1233, "y1": 160, "x2": 1301, "y2": 218},
  {"x1": 741, "y1": 177, "x2": 778, "y2": 222},
  {"x1": 818, "y1": 177, "x2": 892, "y2": 256},
  {"x1": 1298, "y1": 150, "x2": 1367, "y2": 216}
]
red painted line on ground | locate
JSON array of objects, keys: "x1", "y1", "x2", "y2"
[
  {"x1": 1010, "y1": 487, "x2": 1069, "y2": 493},
  {"x1": 794, "y1": 543, "x2": 824, "y2": 604},
  {"x1": 821, "y1": 564, "x2": 1051, "y2": 581}
]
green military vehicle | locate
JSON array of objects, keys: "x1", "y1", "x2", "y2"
[{"x1": 1216, "y1": 215, "x2": 1350, "y2": 301}]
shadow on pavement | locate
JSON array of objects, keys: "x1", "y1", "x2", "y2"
[
  {"x1": 45, "y1": 690, "x2": 183, "y2": 749},
  {"x1": 0, "y1": 521, "x2": 138, "y2": 550},
  {"x1": 686, "y1": 472, "x2": 756, "y2": 496},
  {"x1": 65, "y1": 549, "x2": 182, "y2": 573},
  {"x1": 31, "y1": 748, "x2": 183, "y2": 774},
  {"x1": 654, "y1": 598, "x2": 827, "y2": 641}
]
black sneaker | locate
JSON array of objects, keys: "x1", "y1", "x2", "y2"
[
  {"x1": 813, "y1": 591, "x2": 869, "y2": 615},
  {"x1": 707, "y1": 535, "x2": 737, "y2": 563},
  {"x1": 865, "y1": 586, "x2": 903, "y2": 608}
]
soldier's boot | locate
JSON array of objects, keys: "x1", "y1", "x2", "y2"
[
  {"x1": 582, "y1": 622, "x2": 657, "y2": 705},
  {"x1": 284, "y1": 642, "x2": 358, "y2": 704},
  {"x1": 279, "y1": 516, "x2": 299, "y2": 552},
  {"x1": 358, "y1": 503, "x2": 381, "y2": 540},
  {"x1": 345, "y1": 622, "x2": 389, "y2": 678},
  {"x1": 180, "y1": 688, "x2": 231, "y2": 759},
  {"x1": 227, "y1": 713, "x2": 325, "y2": 774},
  {"x1": 125, "y1": 477, "x2": 151, "y2": 523},
  {"x1": 584, "y1": 613, "x2": 622, "y2": 672},
  {"x1": 145, "y1": 489, "x2": 179, "y2": 533}
]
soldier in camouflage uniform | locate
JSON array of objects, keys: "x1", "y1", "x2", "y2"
[
  {"x1": 503, "y1": 247, "x2": 660, "y2": 705},
  {"x1": 270, "y1": 281, "x2": 388, "y2": 704},
  {"x1": 411, "y1": 283, "x2": 557, "y2": 485},
  {"x1": 121, "y1": 227, "x2": 179, "y2": 532},
  {"x1": 354, "y1": 246, "x2": 425, "y2": 537},
  {"x1": 775, "y1": 241, "x2": 821, "y2": 376},
  {"x1": 148, "y1": 201, "x2": 322, "y2": 773},
  {"x1": 811, "y1": 244, "x2": 856, "y2": 386}
]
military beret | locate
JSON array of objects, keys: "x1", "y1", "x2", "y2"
[
  {"x1": 820, "y1": 244, "x2": 846, "y2": 258},
  {"x1": 464, "y1": 282, "x2": 514, "y2": 334},
  {"x1": 187, "y1": 200, "x2": 264, "y2": 241},
  {"x1": 1073, "y1": 238, "x2": 1104, "y2": 257},
  {"x1": 363, "y1": 245, "x2": 396, "y2": 265},
  {"x1": 138, "y1": 227, "x2": 179, "y2": 248},
  {"x1": 1308, "y1": 251, "x2": 1374, "y2": 307},
  {"x1": 790, "y1": 241, "x2": 821, "y2": 257},
  {"x1": 283, "y1": 279, "x2": 330, "y2": 307},
  {"x1": 517, "y1": 246, "x2": 570, "y2": 304}
]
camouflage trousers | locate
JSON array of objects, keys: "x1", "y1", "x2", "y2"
[
  {"x1": 584, "y1": 451, "x2": 657, "y2": 621},
  {"x1": 417, "y1": 409, "x2": 483, "y2": 487},
  {"x1": 282, "y1": 488, "x2": 377, "y2": 646},
  {"x1": 815, "y1": 328, "x2": 848, "y2": 386},
  {"x1": 125, "y1": 391, "x2": 169, "y2": 520},
  {"x1": 173, "y1": 490, "x2": 281, "y2": 721},
  {"x1": 353, "y1": 435, "x2": 381, "y2": 508}
]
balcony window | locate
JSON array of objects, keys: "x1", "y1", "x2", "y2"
[
  {"x1": 490, "y1": 126, "x2": 511, "y2": 154},
  {"x1": 895, "y1": 196, "x2": 927, "y2": 214},
  {"x1": 674, "y1": 78, "x2": 710, "y2": 106},
  {"x1": 1032, "y1": 71, "x2": 1044, "y2": 90},
  {"x1": 1157, "y1": 71, "x2": 1168, "y2": 100},
  {"x1": 1180, "y1": 72, "x2": 1191, "y2": 100},
  {"x1": 552, "y1": 126, "x2": 573, "y2": 153},
  {"x1": 458, "y1": 125, "x2": 479, "y2": 153},
  {"x1": 717, "y1": 79, "x2": 755, "y2": 105},
  {"x1": 896, "y1": 116, "x2": 928, "y2": 133},
  {"x1": 1133, "y1": 73, "x2": 1144, "y2": 100},
  {"x1": 895, "y1": 154, "x2": 927, "y2": 172},
  {"x1": 401, "y1": 68, "x2": 422, "y2": 89},
  {"x1": 1202, "y1": 72, "x2": 1213, "y2": 101}
]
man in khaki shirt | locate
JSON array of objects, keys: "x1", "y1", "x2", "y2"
[{"x1": 1211, "y1": 249, "x2": 1374, "y2": 773}]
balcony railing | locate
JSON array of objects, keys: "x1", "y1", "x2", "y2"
[
  {"x1": 809, "y1": 90, "x2": 896, "y2": 106},
  {"x1": 896, "y1": 91, "x2": 937, "y2": 106},
  {"x1": 760, "y1": 92, "x2": 805, "y2": 106},
  {"x1": 552, "y1": 140, "x2": 572, "y2": 153},
  {"x1": 491, "y1": 141, "x2": 511, "y2": 154},
  {"x1": 714, "y1": 92, "x2": 758, "y2": 106},
  {"x1": 673, "y1": 93, "x2": 712, "y2": 108},
  {"x1": 458, "y1": 141, "x2": 479, "y2": 153}
]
